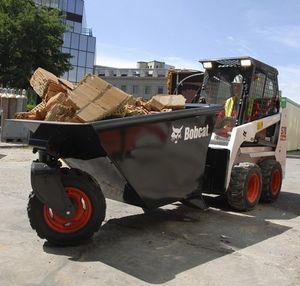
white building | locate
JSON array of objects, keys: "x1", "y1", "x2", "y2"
[
  {"x1": 286, "y1": 98, "x2": 300, "y2": 151},
  {"x1": 94, "y1": 61, "x2": 175, "y2": 99}
]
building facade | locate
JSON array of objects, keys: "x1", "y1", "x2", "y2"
[
  {"x1": 94, "y1": 61, "x2": 174, "y2": 99},
  {"x1": 285, "y1": 97, "x2": 300, "y2": 151},
  {"x1": 33, "y1": 0, "x2": 96, "y2": 83}
]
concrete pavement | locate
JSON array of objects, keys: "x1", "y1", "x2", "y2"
[{"x1": 0, "y1": 147, "x2": 300, "y2": 285}]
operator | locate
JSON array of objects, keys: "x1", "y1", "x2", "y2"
[
  {"x1": 214, "y1": 74, "x2": 243, "y2": 138},
  {"x1": 224, "y1": 74, "x2": 243, "y2": 117}
]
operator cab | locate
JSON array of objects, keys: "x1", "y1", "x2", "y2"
[{"x1": 198, "y1": 57, "x2": 280, "y2": 145}]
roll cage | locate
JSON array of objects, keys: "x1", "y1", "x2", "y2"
[{"x1": 199, "y1": 57, "x2": 280, "y2": 130}]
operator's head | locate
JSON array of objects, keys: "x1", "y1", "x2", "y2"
[{"x1": 232, "y1": 74, "x2": 243, "y2": 97}]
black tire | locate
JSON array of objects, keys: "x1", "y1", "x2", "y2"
[
  {"x1": 227, "y1": 163, "x2": 262, "y2": 211},
  {"x1": 259, "y1": 160, "x2": 282, "y2": 203},
  {"x1": 27, "y1": 168, "x2": 106, "y2": 246}
]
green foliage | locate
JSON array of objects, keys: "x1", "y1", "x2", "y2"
[
  {"x1": 0, "y1": 0, "x2": 72, "y2": 88},
  {"x1": 26, "y1": 103, "x2": 36, "y2": 111},
  {"x1": 26, "y1": 88, "x2": 38, "y2": 110}
]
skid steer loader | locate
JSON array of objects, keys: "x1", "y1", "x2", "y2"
[{"x1": 193, "y1": 57, "x2": 287, "y2": 211}]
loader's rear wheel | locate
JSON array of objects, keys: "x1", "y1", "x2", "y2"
[
  {"x1": 27, "y1": 168, "x2": 106, "y2": 246},
  {"x1": 259, "y1": 160, "x2": 282, "y2": 202},
  {"x1": 227, "y1": 163, "x2": 262, "y2": 211}
]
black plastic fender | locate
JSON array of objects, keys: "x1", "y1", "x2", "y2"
[{"x1": 31, "y1": 161, "x2": 75, "y2": 218}]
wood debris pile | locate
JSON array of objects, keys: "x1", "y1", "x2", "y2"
[{"x1": 16, "y1": 68, "x2": 186, "y2": 122}]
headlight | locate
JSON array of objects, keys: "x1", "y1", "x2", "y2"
[
  {"x1": 203, "y1": 62, "x2": 213, "y2": 69},
  {"x1": 240, "y1": 59, "x2": 251, "y2": 67}
]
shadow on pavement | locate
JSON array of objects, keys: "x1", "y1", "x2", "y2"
[
  {"x1": 203, "y1": 191, "x2": 300, "y2": 220},
  {"x1": 44, "y1": 204, "x2": 290, "y2": 284}
]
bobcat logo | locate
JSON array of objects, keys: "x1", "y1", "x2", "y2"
[{"x1": 171, "y1": 126, "x2": 183, "y2": 144}]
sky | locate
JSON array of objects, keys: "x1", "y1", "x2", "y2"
[{"x1": 84, "y1": 0, "x2": 300, "y2": 103}]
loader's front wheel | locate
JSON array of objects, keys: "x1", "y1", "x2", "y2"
[
  {"x1": 27, "y1": 168, "x2": 106, "y2": 246},
  {"x1": 259, "y1": 160, "x2": 282, "y2": 202},
  {"x1": 227, "y1": 163, "x2": 262, "y2": 211}
]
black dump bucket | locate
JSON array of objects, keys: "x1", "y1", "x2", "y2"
[{"x1": 19, "y1": 104, "x2": 222, "y2": 209}]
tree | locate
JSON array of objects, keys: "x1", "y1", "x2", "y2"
[{"x1": 0, "y1": 0, "x2": 72, "y2": 88}]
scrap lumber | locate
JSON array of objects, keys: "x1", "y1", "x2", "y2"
[
  {"x1": 15, "y1": 101, "x2": 47, "y2": 120},
  {"x1": 58, "y1": 78, "x2": 75, "y2": 91},
  {"x1": 16, "y1": 67, "x2": 187, "y2": 122},
  {"x1": 30, "y1": 68, "x2": 73, "y2": 100},
  {"x1": 45, "y1": 92, "x2": 68, "y2": 112},
  {"x1": 146, "y1": 94, "x2": 186, "y2": 111},
  {"x1": 68, "y1": 74, "x2": 131, "y2": 122},
  {"x1": 45, "y1": 104, "x2": 76, "y2": 122}
]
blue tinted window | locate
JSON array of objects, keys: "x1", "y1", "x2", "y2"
[
  {"x1": 67, "y1": 0, "x2": 75, "y2": 13},
  {"x1": 78, "y1": 51, "x2": 86, "y2": 67},
  {"x1": 87, "y1": 37, "x2": 96, "y2": 53},
  {"x1": 86, "y1": 68, "x2": 93, "y2": 75},
  {"x1": 70, "y1": 49, "x2": 78, "y2": 65},
  {"x1": 71, "y1": 33, "x2": 79, "y2": 49},
  {"x1": 75, "y1": 0, "x2": 84, "y2": 15},
  {"x1": 79, "y1": 34, "x2": 87, "y2": 51},
  {"x1": 66, "y1": 20, "x2": 74, "y2": 32},
  {"x1": 50, "y1": 0, "x2": 59, "y2": 8},
  {"x1": 68, "y1": 67, "x2": 77, "y2": 82},
  {"x1": 74, "y1": 22, "x2": 82, "y2": 33},
  {"x1": 86, "y1": 52, "x2": 94, "y2": 68},
  {"x1": 60, "y1": 0, "x2": 67, "y2": 10},
  {"x1": 62, "y1": 47, "x2": 69, "y2": 54},
  {"x1": 63, "y1": 32, "x2": 71, "y2": 47},
  {"x1": 77, "y1": 67, "x2": 85, "y2": 81}
]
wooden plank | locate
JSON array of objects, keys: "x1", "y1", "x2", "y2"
[{"x1": 69, "y1": 74, "x2": 131, "y2": 122}]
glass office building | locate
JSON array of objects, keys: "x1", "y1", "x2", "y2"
[{"x1": 33, "y1": 0, "x2": 96, "y2": 83}]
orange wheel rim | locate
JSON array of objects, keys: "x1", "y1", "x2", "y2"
[
  {"x1": 271, "y1": 169, "x2": 281, "y2": 195},
  {"x1": 247, "y1": 173, "x2": 260, "y2": 203},
  {"x1": 43, "y1": 187, "x2": 92, "y2": 234}
]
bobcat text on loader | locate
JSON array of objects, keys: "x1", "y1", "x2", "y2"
[{"x1": 18, "y1": 56, "x2": 287, "y2": 246}]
